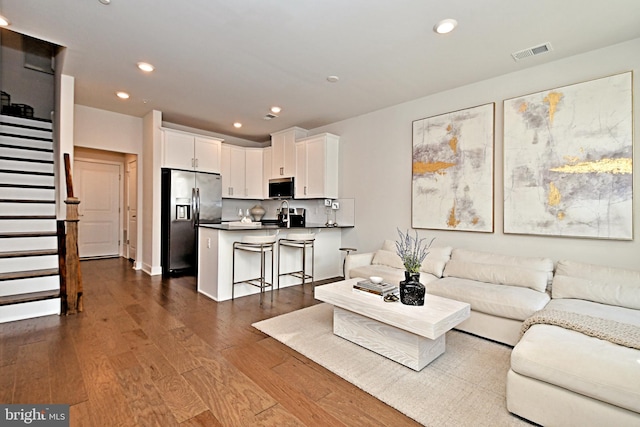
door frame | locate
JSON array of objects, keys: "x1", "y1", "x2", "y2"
[
  {"x1": 74, "y1": 157, "x2": 124, "y2": 258},
  {"x1": 125, "y1": 158, "x2": 138, "y2": 262}
]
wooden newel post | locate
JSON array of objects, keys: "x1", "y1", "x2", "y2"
[
  {"x1": 62, "y1": 153, "x2": 83, "y2": 315},
  {"x1": 64, "y1": 197, "x2": 82, "y2": 314}
]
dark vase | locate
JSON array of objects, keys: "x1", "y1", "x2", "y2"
[{"x1": 399, "y1": 271, "x2": 425, "y2": 306}]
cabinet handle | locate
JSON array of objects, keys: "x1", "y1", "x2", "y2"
[
  {"x1": 195, "y1": 158, "x2": 199, "y2": 168},
  {"x1": 280, "y1": 167, "x2": 284, "y2": 175},
  {"x1": 304, "y1": 186, "x2": 307, "y2": 195},
  {"x1": 229, "y1": 187, "x2": 233, "y2": 196},
  {"x1": 191, "y1": 158, "x2": 195, "y2": 167}
]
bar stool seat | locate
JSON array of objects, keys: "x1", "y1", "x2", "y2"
[
  {"x1": 232, "y1": 235, "x2": 276, "y2": 304},
  {"x1": 278, "y1": 233, "x2": 315, "y2": 292}
]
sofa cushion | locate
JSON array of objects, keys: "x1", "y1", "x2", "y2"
[
  {"x1": 442, "y1": 249, "x2": 553, "y2": 292},
  {"x1": 512, "y1": 303, "x2": 640, "y2": 414},
  {"x1": 427, "y1": 277, "x2": 550, "y2": 321},
  {"x1": 373, "y1": 243, "x2": 452, "y2": 278},
  {"x1": 552, "y1": 260, "x2": 640, "y2": 310}
]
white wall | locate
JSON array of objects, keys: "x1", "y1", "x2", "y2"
[
  {"x1": 74, "y1": 105, "x2": 143, "y2": 154},
  {"x1": 313, "y1": 38, "x2": 640, "y2": 270}
]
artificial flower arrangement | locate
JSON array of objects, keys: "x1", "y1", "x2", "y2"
[{"x1": 395, "y1": 228, "x2": 434, "y2": 274}]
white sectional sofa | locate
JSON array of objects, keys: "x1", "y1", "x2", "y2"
[
  {"x1": 345, "y1": 242, "x2": 640, "y2": 426},
  {"x1": 507, "y1": 260, "x2": 640, "y2": 427},
  {"x1": 346, "y1": 244, "x2": 553, "y2": 346}
]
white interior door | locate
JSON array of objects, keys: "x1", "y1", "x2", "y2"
[
  {"x1": 75, "y1": 160, "x2": 121, "y2": 258},
  {"x1": 127, "y1": 159, "x2": 138, "y2": 261}
]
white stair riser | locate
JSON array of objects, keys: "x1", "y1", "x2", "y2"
[
  {"x1": 0, "y1": 187, "x2": 55, "y2": 200},
  {"x1": 0, "y1": 114, "x2": 52, "y2": 130},
  {"x1": 0, "y1": 148, "x2": 53, "y2": 162},
  {"x1": 0, "y1": 159, "x2": 53, "y2": 174},
  {"x1": 0, "y1": 255, "x2": 58, "y2": 274},
  {"x1": 0, "y1": 219, "x2": 57, "y2": 233},
  {"x1": 0, "y1": 298, "x2": 60, "y2": 323},
  {"x1": 0, "y1": 172, "x2": 55, "y2": 187},
  {"x1": 0, "y1": 274, "x2": 59, "y2": 297},
  {"x1": 0, "y1": 145, "x2": 53, "y2": 161},
  {"x1": 0, "y1": 236, "x2": 57, "y2": 252},
  {"x1": 0, "y1": 135, "x2": 53, "y2": 151},
  {"x1": 0, "y1": 203, "x2": 56, "y2": 216},
  {"x1": 0, "y1": 125, "x2": 53, "y2": 140}
]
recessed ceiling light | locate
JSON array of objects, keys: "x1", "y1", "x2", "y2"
[
  {"x1": 0, "y1": 15, "x2": 10, "y2": 27},
  {"x1": 116, "y1": 91, "x2": 130, "y2": 99},
  {"x1": 434, "y1": 19, "x2": 458, "y2": 34},
  {"x1": 270, "y1": 106, "x2": 282, "y2": 114},
  {"x1": 137, "y1": 62, "x2": 155, "y2": 72},
  {"x1": 326, "y1": 75, "x2": 339, "y2": 83},
  {"x1": 98, "y1": 0, "x2": 111, "y2": 5},
  {"x1": 233, "y1": 122, "x2": 242, "y2": 128}
]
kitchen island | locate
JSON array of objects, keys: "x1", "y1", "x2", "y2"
[{"x1": 197, "y1": 223, "x2": 350, "y2": 301}]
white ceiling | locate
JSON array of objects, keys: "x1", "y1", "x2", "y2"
[{"x1": 3, "y1": 0, "x2": 640, "y2": 142}]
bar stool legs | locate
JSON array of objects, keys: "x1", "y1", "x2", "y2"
[
  {"x1": 278, "y1": 233, "x2": 315, "y2": 292},
  {"x1": 232, "y1": 235, "x2": 276, "y2": 305}
]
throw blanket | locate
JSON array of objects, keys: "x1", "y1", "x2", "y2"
[{"x1": 521, "y1": 309, "x2": 640, "y2": 351}]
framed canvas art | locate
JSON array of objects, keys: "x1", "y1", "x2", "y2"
[
  {"x1": 503, "y1": 72, "x2": 633, "y2": 240},
  {"x1": 412, "y1": 103, "x2": 494, "y2": 232}
]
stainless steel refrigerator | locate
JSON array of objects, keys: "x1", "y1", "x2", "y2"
[{"x1": 161, "y1": 168, "x2": 222, "y2": 275}]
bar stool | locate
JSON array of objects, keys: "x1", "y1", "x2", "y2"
[
  {"x1": 232, "y1": 235, "x2": 277, "y2": 304},
  {"x1": 339, "y1": 247, "x2": 357, "y2": 278},
  {"x1": 278, "y1": 233, "x2": 315, "y2": 292}
]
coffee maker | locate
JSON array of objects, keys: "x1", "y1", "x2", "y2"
[{"x1": 277, "y1": 207, "x2": 306, "y2": 227}]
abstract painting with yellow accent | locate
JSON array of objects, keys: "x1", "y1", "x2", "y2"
[
  {"x1": 504, "y1": 72, "x2": 633, "y2": 239},
  {"x1": 412, "y1": 103, "x2": 494, "y2": 232}
]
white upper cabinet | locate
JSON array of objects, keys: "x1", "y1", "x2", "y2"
[
  {"x1": 262, "y1": 147, "x2": 272, "y2": 198},
  {"x1": 162, "y1": 128, "x2": 222, "y2": 173},
  {"x1": 221, "y1": 144, "x2": 264, "y2": 199},
  {"x1": 270, "y1": 127, "x2": 307, "y2": 178},
  {"x1": 295, "y1": 133, "x2": 339, "y2": 199},
  {"x1": 245, "y1": 148, "x2": 264, "y2": 199}
]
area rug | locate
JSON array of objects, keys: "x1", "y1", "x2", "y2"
[{"x1": 253, "y1": 303, "x2": 531, "y2": 427}]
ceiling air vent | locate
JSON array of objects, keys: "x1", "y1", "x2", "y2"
[
  {"x1": 263, "y1": 113, "x2": 278, "y2": 120},
  {"x1": 511, "y1": 42, "x2": 553, "y2": 62}
]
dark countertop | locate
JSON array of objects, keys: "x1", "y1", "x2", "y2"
[{"x1": 200, "y1": 222, "x2": 353, "y2": 231}]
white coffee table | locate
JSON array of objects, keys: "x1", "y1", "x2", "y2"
[{"x1": 314, "y1": 278, "x2": 470, "y2": 371}]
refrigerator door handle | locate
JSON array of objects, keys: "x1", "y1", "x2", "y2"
[
  {"x1": 195, "y1": 188, "x2": 201, "y2": 227},
  {"x1": 191, "y1": 187, "x2": 197, "y2": 229}
]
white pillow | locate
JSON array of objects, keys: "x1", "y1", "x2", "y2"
[
  {"x1": 443, "y1": 259, "x2": 548, "y2": 292},
  {"x1": 420, "y1": 246, "x2": 452, "y2": 277},
  {"x1": 371, "y1": 249, "x2": 404, "y2": 269},
  {"x1": 552, "y1": 260, "x2": 640, "y2": 310}
]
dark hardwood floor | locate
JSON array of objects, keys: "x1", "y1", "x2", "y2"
[{"x1": 0, "y1": 258, "x2": 420, "y2": 426}]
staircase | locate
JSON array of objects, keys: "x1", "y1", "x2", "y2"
[{"x1": 0, "y1": 113, "x2": 61, "y2": 322}]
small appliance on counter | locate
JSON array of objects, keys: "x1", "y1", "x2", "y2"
[{"x1": 277, "y1": 207, "x2": 306, "y2": 227}]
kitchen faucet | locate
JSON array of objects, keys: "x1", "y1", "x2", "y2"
[{"x1": 279, "y1": 200, "x2": 290, "y2": 228}]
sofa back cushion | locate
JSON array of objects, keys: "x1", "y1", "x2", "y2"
[
  {"x1": 373, "y1": 240, "x2": 452, "y2": 278},
  {"x1": 443, "y1": 249, "x2": 553, "y2": 292},
  {"x1": 552, "y1": 260, "x2": 640, "y2": 310}
]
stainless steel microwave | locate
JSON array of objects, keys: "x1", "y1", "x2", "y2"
[{"x1": 268, "y1": 177, "x2": 295, "y2": 199}]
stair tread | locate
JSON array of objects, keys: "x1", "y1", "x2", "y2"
[
  {"x1": 0, "y1": 215, "x2": 56, "y2": 220},
  {"x1": 0, "y1": 231, "x2": 57, "y2": 238},
  {"x1": 0, "y1": 155, "x2": 54, "y2": 164},
  {"x1": 0, "y1": 199, "x2": 55, "y2": 204},
  {"x1": 0, "y1": 183, "x2": 55, "y2": 190},
  {"x1": 0, "y1": 249, "x2": 58, "y2": 258},
  {"x1": 0, "y1": 289, "x2": 59, "y2": 306},
  {"x1": 0, "y1": 268, "x2": 59, "y2": 281},
  {"x1": 0, "y1": 169, "x2": 54, "y2": 176}
]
